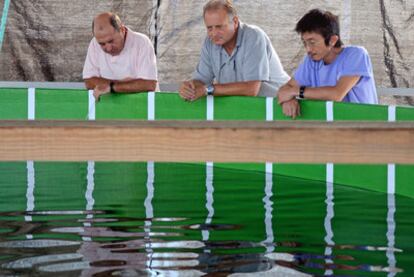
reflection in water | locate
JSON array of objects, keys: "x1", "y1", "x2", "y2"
[
  {"x1": 25, "y1": 161, "x2": 35, "y2": 240},
  {"x1": 0, "y1": 162, "x2": 411, "y2": 276},
  {"x1": 324, "y1": 163, "x2": 335, "y2": 276}
]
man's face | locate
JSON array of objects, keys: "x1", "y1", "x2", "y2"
[
  {"x1": 94, "y1": 25, "x2": 126, "y2": 56},
  {"x1": 301, "y1": 32, "x2": 332, "y2": 61},
  {"x1": 204, "y1": 8, "x2": 237, "y2": 46}
]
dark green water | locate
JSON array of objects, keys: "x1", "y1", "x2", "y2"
[{"x1": 0, "y1": 162, "x2": 412, "y2": 276}]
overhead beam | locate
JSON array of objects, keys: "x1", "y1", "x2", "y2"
[{"x1": 0, "y1": 120, "x2": 414, "y2": 164}]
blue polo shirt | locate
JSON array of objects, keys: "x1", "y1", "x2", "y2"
[
  {"x1": 294, "y1": 46, "x2": 378, "y2": 104},
  {"x1": 192, "y1": 22, "x2": 289, "y2": 97}
]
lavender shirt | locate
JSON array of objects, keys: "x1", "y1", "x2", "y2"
[{"x1": 294, "y1": 46, "x2": 378, "y2": 104}]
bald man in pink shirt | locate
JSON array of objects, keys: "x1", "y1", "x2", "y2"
[{"x1": 83, "y1": 12, "x2": 158, "y2": 100}]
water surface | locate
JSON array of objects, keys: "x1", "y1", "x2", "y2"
[{"x1": 0, "y1": 162, "x2": 412, "y2": 276}]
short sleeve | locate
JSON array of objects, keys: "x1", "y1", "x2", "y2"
[
  {"x1": 82, "y1": 39, "x2": 100, "y2": 79},
  {"x1": 339, "y1": 47, "x2": 372, "y2": 79},
  {"x1": 192, "y1": 38, "x2": 215, "y2": 85},
  {"x1": 293, "y1": 56, "x2": 312, "y2": 86},
  {"x1": 135, "y1": 36, "x2": 158, "y2": 81},
  {"x1": 241, "y1": 29, "x2": 269, "y2": 81}
]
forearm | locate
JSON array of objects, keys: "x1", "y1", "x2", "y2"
[
  {"x1": 302, "y1": 86, "x2": 346, "y2": 102},
  {"x1": 280, "y1": 85, "x2": 347, "y2": 102},
  {"x1": 113, "y1": 79, "x2": 157, "y2": 93},
  {"x1": 84, "y1": 77, "x2": 111, "y2": 90},
  {"x1": 299, "y1": 76, "x2": 360, "y2": 102},
  {"x1": 213, "y1": 81, "x2": 261, "y2": 97}
]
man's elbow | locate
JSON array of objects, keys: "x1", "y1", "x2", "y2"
[
  {"x1": 146, "y1": 80, "x2": 157, "y2": 92},
  {"x1": 332, "y1": 90, "x2": 347, "y2": 102},
  {"x1": 84, "y1": 79, "x2": 94, "y2": 90},
  {"x1": 246, "y1": 81, "x2": 261, "y2": 96}
]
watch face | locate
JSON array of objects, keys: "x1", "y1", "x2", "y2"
[{"x1": 207, "y1": 85, "x2": 214, "y2": 95}]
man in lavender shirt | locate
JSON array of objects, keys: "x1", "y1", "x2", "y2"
[
  {"x1": 83, "y1": 12, "x2": 158, "y2": 100},
  {"x1": 277, "y1": 9, "x2": 378, "y2": 118}
]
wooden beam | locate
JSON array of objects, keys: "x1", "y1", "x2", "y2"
[{"x1": 1, "y1": 120, "x2": 414, "y2": 164}]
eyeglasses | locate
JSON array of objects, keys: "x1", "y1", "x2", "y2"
[{"x1": 302, "y1": 39, "x2": 323, "y2": 49}]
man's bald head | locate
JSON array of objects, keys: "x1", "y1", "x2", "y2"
[
  {"x1": 91, "y1": 12, "x2": 126, "y2": 56},
  {"x1": 92, "y1": 12, "x2": 122, "y2": 35}
]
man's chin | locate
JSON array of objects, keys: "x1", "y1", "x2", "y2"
[{"x1": 309, "y1": 55, "x2": 321, "y2": 61}]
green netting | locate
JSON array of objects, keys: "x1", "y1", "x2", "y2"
[
  {"x1": 34, "y1": 162, "x2": 87, "y2": 212},
  {"x1": 96, "y1": 93, "x2": 147, "y2": 119},
  {"x1": 0, "y1": 88, "x2": 27, "y2": 119},
  {"x1": 0, "y1": 162, "x2": 27, "y2": 213},
  {"x1": 332, "y1": 188, "x2": 388, "y2": 275},
  {"x1": 397, "y1": 105, "x2": 414, "y2": 121},
  {"x1": 155, "y1": 93, "x2": 206, "y2": 120},
  {"x1": 214, "y1": 96, "x2": 266, "y2": 120},
  {"x1": 272, "y1": 174, "x2": 326, "y2": 251},
  {"x1": 93, "y1": 162, "x2": 148, "y2": 219},
  {"x1": 209, "y1": 166, "x2": 266, "y2": 245},
  {"x1": 35, "y1": 89, "x2": 88, "y2": 120},
  {"x1": 152, "y1": 163, "x2": 206, "y2": 241},
  {"x1": 396, "y1": 194, "x2": 414, "y2": 277},
  {"x1": 334, "y1": 101, "x2": 388, "y2": 121}
]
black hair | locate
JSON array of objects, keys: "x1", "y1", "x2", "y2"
[{"x1": 295, "y1": 9, "x2": 343, "y2": 47}]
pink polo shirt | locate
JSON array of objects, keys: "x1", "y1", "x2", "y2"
[{"x1": 83, "y1": 27, "x2": 158, "y2": 82}]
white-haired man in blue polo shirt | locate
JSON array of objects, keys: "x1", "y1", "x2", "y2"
[{"x1": 179, "y1": 0, "x2": 289, "y2": 101}]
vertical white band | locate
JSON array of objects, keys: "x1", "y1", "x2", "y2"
[
  {"x1": 324, "y1": 173, "x2": 335, "y2": 276},
  {"x1": 145, "y1": 161, "x2": 155, "y2": 256},
  {"x1": 147, "y1": 92, "x2": 155, "y2": 120},
  {"x1": 266, "y1": 97, "x2": 273, "y2": 121},
  {"x1": 25, "y1": 161, "x2": 35, "y2": 223},
  {"x1": 386, "y1": 193, "x2": 397, "y2": 276},
  {"x1": 85, "y1": 161, "x2": 95, "y2": 219},
  {"x1": 28, "y1": 88, "x2": 35, "y2": 120},
  {"x1": 387, "y1": 105, "x2": 397, "y2": 274},
  {"x1": 82, "y1": 161, "x2": 95, "y2": 241},
  {"x1": 202, "y1": 162, "x2": 214, "y2": 243},
  {"x1": 388, "y1": 106, "x2": 396, "y2": 194},
  {"x1": 263, "y1": 166, "x2": 275, "y2": 253},
  {"x1": 388, "y1": 105, "x2": 396, "y2": 122},
  {"x1": 88, "y1": 90, "x2": 95, "y2": 120},
  {"x1": 326, "y1": 101, "x2": 334, "y2": 122},
  {"x1": 206, "y1": 95, "x2": 214, "y2": 121}
]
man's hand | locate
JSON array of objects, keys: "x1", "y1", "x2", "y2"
[
  {"x1": 277, "y1": 84, "x2": 299, "y2": 104},
  {"x1": 179, "y1": 80, "x2": 206, "y2": 101},
  {"x1": 93, "y1": 83, "x2": 111, "y2": 101},
  {"x1": 282, "y1": 99, "x2": 301, "y2": 119}
]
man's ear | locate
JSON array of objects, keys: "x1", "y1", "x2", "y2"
[
  {"x1": 233, "y1": 15, "x2": 239, "y2": 26},
  {"x1": 329, "y1": 35, "x2": 339, "y2": 47}
]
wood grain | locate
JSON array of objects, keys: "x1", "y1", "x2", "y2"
[{"x1": 1, "y1": 120, "x2": 413, "y2": 164}]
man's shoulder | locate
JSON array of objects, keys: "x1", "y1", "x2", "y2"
[
  {"x1": 240, "y1": 22, "x2": 267, "y2": 39},
  {"x1": 343, "y1": 45, "x2": 369, "y2": 57},
  {"x1": 127, "y1": 28, "x2": 152, "y2": 45}
]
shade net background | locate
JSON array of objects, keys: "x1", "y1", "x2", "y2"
[{"x1": 0, "y1": 0, "x2": 413, "y2": 91}]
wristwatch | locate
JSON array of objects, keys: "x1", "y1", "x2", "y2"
[
  {"x1": 110, "y1": 82, "x2": 115, "y2": 93},
  {"x1": 299, "y1": 86, "x2": 306, "y2": 99},
  {"x1": 206, "y1": 84, "x2": 215, "y2": 96}
]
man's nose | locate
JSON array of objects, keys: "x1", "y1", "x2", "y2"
[
  {"x1": 210, "y1": 28, "x2": 218, "y2": 37},
  {"x1": 104, "y1": 44, "x2": 112, "y2": 52},
  {"x1": 304, "y1": 43, "x2": 312, "y2": 51}
]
